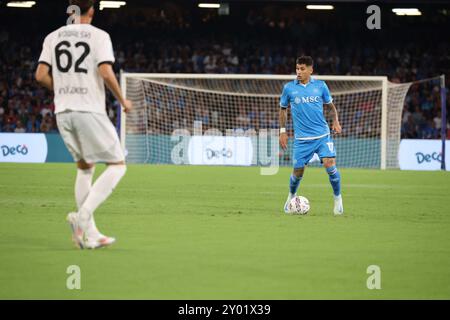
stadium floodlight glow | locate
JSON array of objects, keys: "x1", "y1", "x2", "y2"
[
  {"x1": 99, "y1": 1, "x2": 126, "y2": 10},
  {"x1": 7, "y1": 1, "x2": 36, "y2": 8},
  {"x1": 306, "y1": 5, "x2": 334, "y2": 10},
  {"x1": 198, "y1": 3, "x2": 221, "y2": 9},
  {"x1": 392, "y1": 8, "x2": 422, "y2": 16}
]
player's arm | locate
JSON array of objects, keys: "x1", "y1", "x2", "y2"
[
  {"x1": 322, "y1": 81, "x2": 341, "y2": 134},
  {"x1": 35, "y1": 63, "x2": 53, "y2": 91},
  {"x1": 324, "y1": 102, "x2": 342, "y2": 134},
  {"x1": 36, "y1": 35, "x2": 53, "y2": 91},
  {"x1": 279, "y1": 84, "x2": 290, "y2": 150},
  {"x1": 279, "y1": 108, "x2": 288, "y2": 150},
  {"x1": 98, "y1": 63, "x2": 132, "y2": 113}
]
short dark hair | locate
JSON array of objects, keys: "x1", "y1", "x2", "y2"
[
  {"x1": 296, "y1": 56, "x2": 314, "y2": 67},
  {"x1": 69, "y1": 0, "x2": 96, "y2": 15}
]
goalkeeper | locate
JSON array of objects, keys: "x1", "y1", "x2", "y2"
[{"x1": 279, "y1": 56, "x2": 343, "y2": 215}]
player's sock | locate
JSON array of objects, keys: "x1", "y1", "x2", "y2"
[
  {"x1": 289, "y1": 174, "x2": 302, "y2": 195},
  {"x1": 74, "y1": 167, "x2": 101, "y2": 236},
  {"x1": 78, "y1": 165, "x2": 127, "y2": 236},
  {"x1": 326, "y1": 165, "x2": 341, "y2": 196},
  {"x1": 75, "y1": 167, "x2": 95, "y2": 208}
]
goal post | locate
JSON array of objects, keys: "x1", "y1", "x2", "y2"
[
  {"x1": 119, "y1": 73, "x2": 412, "y2": 169},
  {"x1": 119, "y1": 70, "x2": 127, "y2": 151},
  {"x1": 381, "y1": 78, "x2": 388, "y2": 170}
]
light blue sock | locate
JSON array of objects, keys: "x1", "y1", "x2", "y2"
[
  {"x1": 326, "y1": 166, "x2": 341, "y2": 196},
  {"x1": 289, "y1": 174, "x2": 302, "y2": 195}
]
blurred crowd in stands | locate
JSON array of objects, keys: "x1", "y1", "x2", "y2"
[{"x1": 0, "y1": 2, "x2": 449, "y2": 138}]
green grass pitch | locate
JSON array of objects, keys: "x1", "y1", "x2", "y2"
[{"x1": 0, "y1": 163, "x2": 449, "y2": 299}]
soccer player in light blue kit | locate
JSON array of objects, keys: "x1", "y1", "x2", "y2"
[{"x1": 279, "y1": 56, "x2": 343, "y2": 215}]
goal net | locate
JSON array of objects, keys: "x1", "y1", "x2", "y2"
[{"x1": 120, "y1": 74, "x2": 412, "y2": 169}]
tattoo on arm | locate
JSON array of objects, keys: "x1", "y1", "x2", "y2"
[
  {"x1": 326, "y1": 103, "x2": 339, "y2": 123},
  {"x1": 279, "y1": 108, "x2": 287, "y2": 128}
]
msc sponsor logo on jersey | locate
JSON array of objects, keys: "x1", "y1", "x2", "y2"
[{"x1": 294, "y1": 96, "x2": 320, "y2": 104}]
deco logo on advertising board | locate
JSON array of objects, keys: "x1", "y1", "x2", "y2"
[
  {"x1": 398, "y1": 139, "x2": 449, "y2": 171},
  {"x1": 0, "y1": 134, "x2": 48, "y2": 163},
  {"x1": 188, "y1": 136, "x2": 253, "y2": 166}
]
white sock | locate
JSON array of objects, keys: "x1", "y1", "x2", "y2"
[
  {"x1": 78, "y1": 165, "x2": 126, "y2": 236},
  {"x1": 75, "y1": 167, "x2": 101, "y2": 236},
  {"x1": 75, "y1": 167, "x2": 95, "y2": 208}
]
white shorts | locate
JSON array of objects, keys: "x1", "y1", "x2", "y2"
[{"x1": 56, "y1": 111, "x2": 125, "y2": 163}]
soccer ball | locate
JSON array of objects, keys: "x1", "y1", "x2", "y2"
[{"x1": 287, "y1": 196, "x2": 310, "y2": 215}]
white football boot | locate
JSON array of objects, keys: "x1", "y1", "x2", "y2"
[
  {"x1": 66, "y1": 212, "x2": 85, "y2": 249},
  {"x1": 82, "y1": 218, "x2": 116, "y2": 249},
  {"x1": 333, "y1": 195, "x2": 344, "y2": 215},
  {"x1": 284, "y1": 193, "x2": 295, "y2": 213},
  {"x1": 67, "y1": 213, "x2": 116, "y2": 249},
  {"x1": 84, "y1": 234, "x2": 116, "y2": 249}
]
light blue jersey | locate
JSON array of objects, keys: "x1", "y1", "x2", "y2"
[{"x1": 280, "y1": 77, "x2": 333, "y2": 140}]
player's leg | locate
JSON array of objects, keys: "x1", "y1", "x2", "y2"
[
  {"x1": 75, "y1": 159, "x2": 106, "y2": 238},
  {"x1": 290, "y1": 167, "x2": 305, "y2": 197},
  {"x1": 317, "y1": 135, "x2": 343, "y2": 215},
  {"x1": 67, "y1": 160, "x2": 99, "y2": 249},
  {"x1": 56, "y1": 112, "x2": 89, "y2": 248},
  {"x1": 79, "y1": 161, "x2": 126, "y2": 221},
  {"x1": 77, "y1": 161, "x2": 126, "y2": 248},
  {"x1": 75, "y1": 159, "x2": 95, "y2": 208},
  {"x1": 284, "y1": 166, "x2": 305, "y2": 213},
  {"x1": 71, "y1": 112, "x2": 127, "y2": 248},
  {"x1": 322, "y1": 158, "x2": 341, "y2": 198},
  {"x1": 322, "y1": 158, "x2": 343, "y2": 215},
  {"x1": 56, "y1": 115, "x2": 95, "y2": 209},
  {"x1": 284, "y1": 139, "x2": 314, "y2": 213}
]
